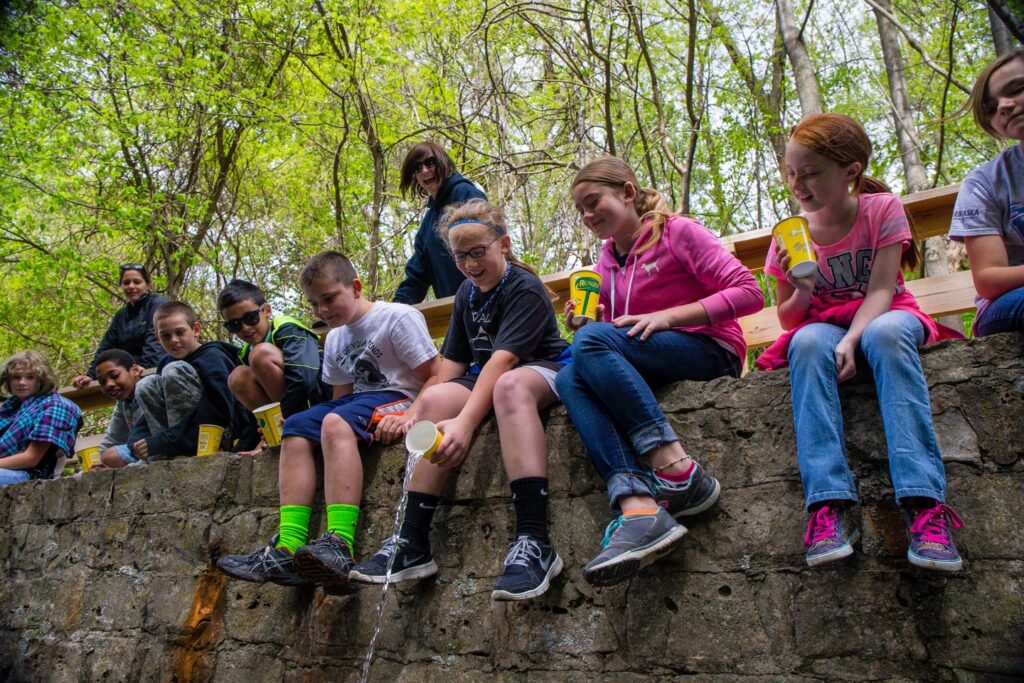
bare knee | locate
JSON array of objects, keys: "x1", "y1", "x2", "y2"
[
  {"x1": 228, "y1": 365, "x2": 253, "y2": 393},
  {"x1": 249, "y1": 343, "x2": 283, "y2": 371},
  {"x1": 493, "y1": 371, "x2": 535, "y2": 415},
  {"x1": 321, "y1": 413, "x2": 357, "y2": 451}
]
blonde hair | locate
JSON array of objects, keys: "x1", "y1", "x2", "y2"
[
  {"x1": 435, "y1": 199, "x2": 539, "y2": 277},
  {"x1": 0, "y1": 350, "x2": 58, "y2": 397},
  {"x1": 570, "y1": 156, "x2": 671, "y2": 254},
  {"x1": 968, "y1": 48, "x2": 1024, "y2": 139}
]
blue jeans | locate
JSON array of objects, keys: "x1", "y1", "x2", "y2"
[
  {"x1": 787, "y1": 310, "x2": 946, "y2": 509},
  {"x1": 0, "y1": 468, "x2": 32, "y2": 486},
  {"x1": 975, "y1": 286, "x2": 1024, "y2": 336},
  {"x1": 555, "y1": 323, "x2": 740, "y2": 510}
]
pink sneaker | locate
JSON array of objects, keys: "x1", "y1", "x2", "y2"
[
  {"x1": 803, "y1": 503, "x2": 858, "y2": 567},
  {"x1": 905, "y1": 502, "x2": 963, "y2": 572}
]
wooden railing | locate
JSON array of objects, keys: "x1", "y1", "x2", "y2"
[{"x1": 60, "y1": 184, "x2": 969, "y2": 413}]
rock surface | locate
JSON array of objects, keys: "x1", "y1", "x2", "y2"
[{"x1": 1, "y1": 334, "x2": 1022, "y2": 682}]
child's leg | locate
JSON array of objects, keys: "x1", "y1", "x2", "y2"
[
  {"x1": 406, "y1": 383, "x2": 471, "y2": 495},
  {"x1": 975, "y1": 285, "x2": 1024, "y2": 336},
  {"x1": 160, "y1": 361, "x2": 204, "y2": 427},
  {"x1": 134, "y1": 373, "x2": 170, "y2": 432},
  {"x1": 787, "y1": 322, "x2": 859, "y2": 509},
  {"x1": 227, "y1": 366, "x2": 271, "y2": 412},
  {"x1": 859, "y1": 311, "x2": 946, "y2": 503},
  {"x1": 248, "y1": 343, "x2": 285, "y2": 404}
]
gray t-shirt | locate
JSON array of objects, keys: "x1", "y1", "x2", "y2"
[
  {"x1": 322, "y1": 302, "x2": 438, "y2": 398},
  {"x1": 949, "y1": 144, "x2": 1024, "y2": 317}
]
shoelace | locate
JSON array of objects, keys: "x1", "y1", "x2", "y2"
[
  {"x1": 803, "y1": 505, "x2": 840, "y2": 547},
  {"x1": 503, "y1": 536, "x2": 542, "y2": 567},
  {"x1": 600, "y1": 516, "x2": 625, "y2": 549},
  {"x1": 909, "y1": 503, "x2": 964, "y2": 545},
  {"x1": 376, "y1": 535, "x2": 404, "y2": 561}
]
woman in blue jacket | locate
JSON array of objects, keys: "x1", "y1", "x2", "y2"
[
  {"x1": 72, "y1": 264, "x2": 169, "y2": 387},
  {"x1": 393, "y1": 142, "x2": 487, "y2": 304}
]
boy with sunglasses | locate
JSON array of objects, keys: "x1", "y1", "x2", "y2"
[{"x1": 218, "y1": 279, "x2": 328, "y2": 424}]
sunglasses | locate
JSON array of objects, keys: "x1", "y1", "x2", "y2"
[
  {"x1": 223, "y1": 306, "x2": 265, "y2": 334},
  {"x1": 452, "y1": 236, "x2": 501, "y2": 263},
  {"x1": 411, "y1": 157, "x2": 438, "y2": 175},
  {"x1": 119, "y1": 263, "x2": 145, "y2": 272}
]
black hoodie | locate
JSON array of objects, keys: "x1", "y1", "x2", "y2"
[
  {"x1": 393, "y1": 173, "x2": 487, "y2": 304},
  {"x1": 134, "y1": 341, "x2": 259, "y2": 460},
  {"x1": 87, "y1": 291, "x2": 171, "y2": 377}
]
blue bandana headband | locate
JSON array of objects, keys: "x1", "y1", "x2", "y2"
[{"x1": 448, "y1": 218, "x2": 506, "y2": 235}]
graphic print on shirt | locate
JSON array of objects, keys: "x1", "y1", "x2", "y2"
[
  {"x1": 469, "y1": 313, "x2": 494, "y2": 358},
  {"x1": 337, "y1": 339, "x2": 390, "y2": 390},
  {"x1": 816, "y1": 248, "x2": 876, "y2": 302}
]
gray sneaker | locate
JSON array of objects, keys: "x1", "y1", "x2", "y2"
[
  {"x1": 293, "y1": 532, "x2": 356, "y2": 594},
  {"x1": 216, "y1": 535, "x2": 306, "y2": 587},
  {"x1": 651, "y1": 461, "x2": 721, "y2": 518},
  {"x1": 583, "y1": 508, "x2": 687, "y2": 587}
]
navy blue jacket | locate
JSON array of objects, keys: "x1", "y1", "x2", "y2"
[
  {"x1": 133, "y1": 341, "x2": 260, "y2": 460},
  {"x1": 393, "y1": 173, "x2": 486, "y2": 304},
  {"x1": 87, "y1": 291, "x2": 170, "y2": 377}
]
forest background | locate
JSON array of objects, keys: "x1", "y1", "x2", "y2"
[{"x1": 0, "y1": 0, "x2": 1020, "y2": 384}]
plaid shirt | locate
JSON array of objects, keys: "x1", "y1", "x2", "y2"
[{"x1": 0, "y1": 392, "x2": 82, "y2": 478}]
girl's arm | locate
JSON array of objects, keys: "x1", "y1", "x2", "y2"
[
  {"x1": 431, "y1": 350, "x2": 519, "y2": 468},
  {"x1": 833, "y1": 241, "x2": 903, "y2": 381},
  {"x1": 0, "y1": 441, "x2": 50, "y2": 470},
  {"x1": 964, "y1": 235, "x2": 1024, "y2": 300},
  {"x1": 375, "y1": 355, "x2": 445, "y2": 444}
]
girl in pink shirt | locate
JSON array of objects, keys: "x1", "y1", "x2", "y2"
[
  {"x1": 556, "y1": 156, "x2": 763, "y2": 587},
  {"x1": 761, "y1": 113, "x2": 962, "y2": 572}
]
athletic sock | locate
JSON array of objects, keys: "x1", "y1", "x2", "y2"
[
  {"x1": 511, "y1": 477, "x2": 550, "y2": 542},
  {"x1": 276, "y1": 505, "x2": 312, "y2": 554},
  {"x1": 656, "y1": 459, "x2": 696, "y2": 484},
  {"x1": 399, "y1": 492, "x2": 439, "y2": 548},
  {"x1": 326, "y1": 503, "x2": 360, "y2": 552}
]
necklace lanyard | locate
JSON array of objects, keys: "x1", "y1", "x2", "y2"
[{"x1": 469, "y1": 262, "x2": 513, "y2": 323}]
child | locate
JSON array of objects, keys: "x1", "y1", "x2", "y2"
[
  {"x1": 216, "y1": 251, "x2": 440, "y2": 592},
  {"x1": 949, "y1": 47, "x2": 1024, "y2": 336},
  {"x1": 218, "y1": 279, "x2": 328, "y2": 419},
  {"x1": 757, "y1": 113, "x2": 963, "y2": 572},
  {"x1": 131, "y1": 301, "x2": 259, "y2": 461},
  {"x1": 0, "y1": 350, "x2": 82, "y2": 485},
  {"x1": 556, "y1": 156, "x2": 763, "y2": 587},
  {"x1": 93, "y1": 349, "x2": 145, "y2": 468},
  {"x1": 351, "y1": 199, "x2": 571, "y2": 601}
]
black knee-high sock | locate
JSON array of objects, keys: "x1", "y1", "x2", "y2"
[
  {"x1": 511, "y1": 477, "x2": 549, "y2": 542},
  {"x1": 399, "y1": 492, "x2": 439, "y2": 548}
]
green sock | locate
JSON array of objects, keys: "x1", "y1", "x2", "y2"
[
  {"x1": 326, "y1": 503, "x2": 360, "y2": 551},
  {"x1": 276, "y1": 505, "x2": 312, "y2": 554}
]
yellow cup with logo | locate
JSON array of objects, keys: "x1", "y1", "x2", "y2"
[
  {"x1": 772, "y1": 216, "x2": 818, "y2": 278},
  {"x1": 76, "y1": 446, "x2": 101, "y2": 472},
  {"x1": 253, "y1": 402, "x2": 285, "y2": 447},
  {"x1": 569, "y1": 269, "x2": 603, "y2": 326},
  {"x1": 405, "y1": 421, "x2": 443, "y2": 462},
  {"x1": 196, "y1": 424, "x2": 225, "y2": 457}
]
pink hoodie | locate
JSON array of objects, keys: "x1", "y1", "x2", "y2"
[{"x1": 596, "y1": 215, "x2": 765, "y2": 360}]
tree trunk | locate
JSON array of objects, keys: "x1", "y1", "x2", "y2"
[
  {"x1": 873, "y1": 0, "x2": 963, "y2": 333},
  {"x1": 987, "y1": 5, "x2": 1014, "y2": 55},
  {"x1": 985, "y1": 0, "x2": 1024, "y2": 45},
  {"x1": 776, "y1": 0, "x2": 822, "y2": 115}
]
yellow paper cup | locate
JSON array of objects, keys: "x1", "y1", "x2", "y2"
[
  {"x1": 196, "y1": 424, "x2": 225, "y2": 457},
  {"x1": 253, "y1": 402, "x2": 285, "y2": 447},
  {"x1": 405, "y1": 421, "x2": 443, "y2": 462},
  {"x1": 569, "y1": 269, "x2": 603, "y2": 326},
  {"x1": 76, "y1": 446, "x2": 101, "y2": 472},
  {"x1": 772, "y1": 216, "x2": 818, "y2": 278}
]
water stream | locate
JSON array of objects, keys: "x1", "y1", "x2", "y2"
[{"x1": 358, "y1": 448, "x2": 423, "y2": 683}]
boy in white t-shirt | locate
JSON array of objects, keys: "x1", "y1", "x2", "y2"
[{"x1": 217, "y1": 251, "x2": 441, "y2": 593}]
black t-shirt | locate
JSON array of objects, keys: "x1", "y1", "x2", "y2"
[{"x1": 442, "y1": 265, "x2": 568, "y2": 367}]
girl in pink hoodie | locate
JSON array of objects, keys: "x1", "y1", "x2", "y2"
[{"x1": 556, "y1": 156, "x2": 764, "y2": 587}]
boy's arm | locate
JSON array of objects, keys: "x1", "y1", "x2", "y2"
[
  {"x1": 0, "y1": 441, "x2": 50, "y2": 470},
  {"x1": 375, "y1": 355, "x2": 446, "y2": 444},
  {"x1": 277, "y1": 324, "x2": 326, "y2": 417},
  {"x1": 99, "y1": 401, "x2": 129, "y2": 451}
]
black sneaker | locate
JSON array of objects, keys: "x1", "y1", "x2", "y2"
[
  {"x1": 491, "y1": 535, "x2": 563, "y2": 602},
  {"x1": 216, "y1": 535, "x2": 306, "y2": 587},
  {"x1": 651, "y1": 460, "x2": 721, "y2": 518},
  {"x1": 349, "y1": 535, "x2": 438, "y2": 585},
  {"x1": 293, "y1": 532, "x2": 355, "y2": 594},
  {"x1": 583, "y1": 508, "x2": 687, "y2": 587}
]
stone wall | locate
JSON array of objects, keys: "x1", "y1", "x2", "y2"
[{"x1": 1, "y1": 333, "x2": 1023, "y2": 682}]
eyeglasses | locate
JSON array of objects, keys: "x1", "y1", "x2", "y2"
[
  {"x1": 452, "y1": 237, "x2": 500, "y2": 263},
  {"x1": 223, "y1": 306, "x2": 264, "y2": 334},
  {"x1": 119, "y1": 263, "x2": 145, "y2": 272},
  {"x1": 411, "y1": 157, "x2": 437, "y2": 175}
]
